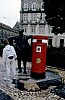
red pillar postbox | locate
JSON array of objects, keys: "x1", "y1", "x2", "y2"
[{"x1": 31, "y1": 36, "x2": 48, "y2": 79}]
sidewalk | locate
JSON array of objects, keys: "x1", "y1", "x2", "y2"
[
  {"x1": 0, "y1": 57, "x2": 65, "y2": 100},
  {"x1": 0, "y1": 57, "x2": 31, "y2": 100},
  {"x1": 0, "y1": 56, "x2": 32, "y2": 80},
  {"x1": 0, "y1": 57, "x2": 3, "y2": 65}
]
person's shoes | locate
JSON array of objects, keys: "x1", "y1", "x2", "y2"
[
  {"x1": 23, "y1": 71, "x2": 27, "y2": 74},
  {"x1": 12, "y1": 78, "x2": 16, "y2": 84},
  {"x1": 18, "y1": 70, "x2": 22, "y2": 73}
]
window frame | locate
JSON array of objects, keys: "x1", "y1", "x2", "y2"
[
  {"x1": 32, "y1": 1, "x2": 36, "y2": 11},
  {"x1": 31, "y1": 25, "x2": 36, "y2": 33},
  {"x1": 23, "y1": 2, "x2": 28, "y2": 11},
  {"x1": 23, "y1": 14, "x2": 28, "y2": 21}
]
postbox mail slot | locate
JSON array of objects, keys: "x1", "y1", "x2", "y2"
[{"x1": 36, "y1": 46, "x2": 41, "y2": 52}]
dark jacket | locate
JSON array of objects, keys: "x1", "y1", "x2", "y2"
[{"x1": 15, "y1": 33, "x2": 32, "y2": 61}]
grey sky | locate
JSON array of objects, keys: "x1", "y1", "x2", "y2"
[{"x1": 0, "y1": 0, "x2": 21, "y2": 28}]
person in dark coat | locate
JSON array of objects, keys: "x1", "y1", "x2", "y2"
[{"x1": 16, "y1": 29, "x2": 32, "y2": 73}]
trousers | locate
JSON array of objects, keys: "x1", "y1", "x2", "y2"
[{"x1": 6, "y1": 57, "x2": 16, "y2": 78}]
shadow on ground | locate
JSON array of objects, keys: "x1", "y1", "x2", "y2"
[{"x1": 0, "y1": 90, "x2": 14, "y2": 100}]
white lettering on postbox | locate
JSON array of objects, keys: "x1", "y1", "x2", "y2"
[
  {"x1": 42, "y1": 39, "x2": 48, "y2": 43},
  {"x1": 42, "y1": 39, "x2": 48, "y2": 45},
  {"x1": 36, "y1": 46, "x2": 41, "y2": 52},
  {"x1": 33, "y1": 39, "x2": 37, "y2": 43}
]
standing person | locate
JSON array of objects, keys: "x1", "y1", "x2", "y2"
[
  {"x1": 16, "y1": 29, "x2": 32, "y2": 73},
  {"x1": 2, "y1": 39, "x2": 17, "y2": 80}
]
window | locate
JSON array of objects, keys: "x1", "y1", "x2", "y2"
[
  {"x1": 0, "y1": 40, "x2": 1, "y2": 43},
  {"x1": 41, "y1": 2, "x2": 44, "y2": 11},
  {"x1": 32, "y1": 1, "x2": 36, "y2": 11},
  {"x1": 49, "y1": 27, "x2": 52, "y2": 33},
  {"x1": 24, "y1": 26, "x2": 27, "y2": 33},
  {"x1": 23, "y1": 14, "x2": 28, "y2": 21},
  {"x1": 60, "y1": 39, "x2": 64, "y2": 47},
  {"x1": 1, "y1": 30, "x2": 3, "y2": 38},
  {"x1": 24, "y1": 3, "x2": 28, "y2": 11},
  {"x1": 0, "y1": 30, "x2": 2, "y2": 38},
  {"x1": 31, "y1": 25, "x2": 36, "y2": 33},
  {"x1": 41, "y1": 13, "x2": 45, "y2": 21},
  {"x1": 40, "y1": 26, "x2": 44, "y2": 34},
  {"x1": 32, "y1": 13, "x2": 36, "y2": 21}
]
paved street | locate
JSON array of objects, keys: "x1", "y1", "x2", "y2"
[{"x1": 0, "y1": 57, "x2": 65, "y2": 100}]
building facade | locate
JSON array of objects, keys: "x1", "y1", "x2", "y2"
[
  {"x1": 20, "y1": 0, "x2": 48, "y2": 34},
  {"x1": 20, "y1": 0, "x2": 65, "y2": 47},
  {"x1": 0, "y1": 22, "x2": 18, "y2": 43}
]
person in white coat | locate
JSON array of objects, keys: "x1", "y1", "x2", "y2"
[{"x1": 2, "y1": 39, "x2": 17, "y2": 80}]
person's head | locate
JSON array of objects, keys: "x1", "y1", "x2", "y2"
[
  {"x1": 3, "y1": 39, "x2": 9, "y2": 46},
  {"x1": 19, "y1": 29, "x2": 24, "y2": 35}
]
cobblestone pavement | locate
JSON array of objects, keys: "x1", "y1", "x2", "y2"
[{"x1": 0, "y1": 57, "x2": 65, "y2": 100}]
